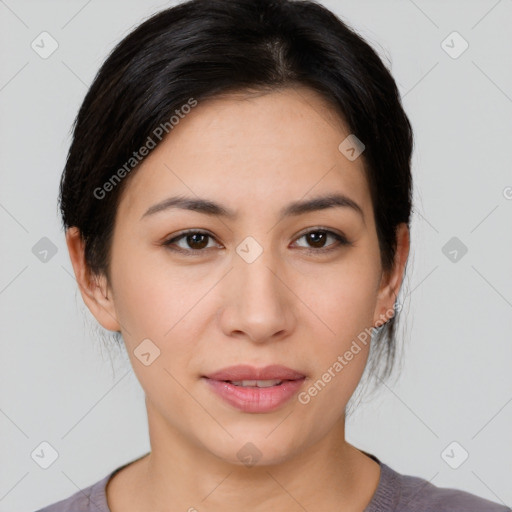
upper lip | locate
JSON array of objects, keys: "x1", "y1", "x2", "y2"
[{"x1": 203, "y1": 365, "x2": 306, "y2": 381}]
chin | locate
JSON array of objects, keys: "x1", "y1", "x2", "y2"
[{"x1": 201, "y1": 429, "x2": 304, "y2": 469}]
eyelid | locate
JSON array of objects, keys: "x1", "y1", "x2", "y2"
[{"x1": 293, "y1": 225, "x2": 348, "y2": 243}]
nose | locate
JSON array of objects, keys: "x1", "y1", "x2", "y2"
[{"x1": 217, "y1": 245, "x2": 296, "y2": 344}]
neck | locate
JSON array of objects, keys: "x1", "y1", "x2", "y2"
[{"x1": 132, "y1": 400, "x2": 380, "y2": 512}]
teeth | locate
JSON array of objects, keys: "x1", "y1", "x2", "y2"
[{"x1": 229, "y1": 379, "x2": 283, "y2": 388}]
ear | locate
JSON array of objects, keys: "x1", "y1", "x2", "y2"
[
  {"x1": 373, "y1": 223, "x2": 410, "y2": 327},
  {"x1": 65, "y1": 226, "x2": 121, "y2": 332}
]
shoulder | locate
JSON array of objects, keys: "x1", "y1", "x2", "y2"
[
  {"x1": 392, "y1": 465, "x2": 511, "y2": 512},
  {"x1": 33, "y1": 472, "x2": 112, "y2": 512}
]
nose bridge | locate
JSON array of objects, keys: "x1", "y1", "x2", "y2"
[{"x1": 236, "y1": 235, "x2": 284, "y2": 305}]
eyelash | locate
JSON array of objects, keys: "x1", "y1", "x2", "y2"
[{"x1": 161, "y1": 228, "x2": 352, "y2": 256}]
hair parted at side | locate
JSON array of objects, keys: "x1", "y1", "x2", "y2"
[{"x1": 59, "y1": 0, "x2": 413, "y2": 399}]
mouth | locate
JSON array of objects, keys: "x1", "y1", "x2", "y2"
[{"x1": 201, "y1": 365, "x2": 306, "y2": 413}]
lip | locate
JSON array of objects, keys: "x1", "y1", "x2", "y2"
[
  {"x1": 204, "y1": 378, "x2": 305, "y2": 413},
  {"x1": 202, "y1": 365, "x2": 306, "y2": 413},
  {"x1": 203, "y1": 364, "x2": 306, "y2": 381}
]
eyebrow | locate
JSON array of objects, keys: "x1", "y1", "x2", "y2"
[{"x1": 140, "y1": 193, "x2": 365, "y2": 223}]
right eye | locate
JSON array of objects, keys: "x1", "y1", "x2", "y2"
[{"x1": 161, "y1": 230, "x2": 222, "y2": 254}]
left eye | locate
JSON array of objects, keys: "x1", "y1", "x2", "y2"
[
  {"x1": 162, "y1": 228, "x2": 350, "y2": 254},
  {"x1": 293, "y1": 229, "x2": 349, "y2": 252}
]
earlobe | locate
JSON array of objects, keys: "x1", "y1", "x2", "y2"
[
  {"x1": 65, "y1": 227, "x2": 121, "y2": 332},
  {"x1": 373, "y1": 223, "x2": 410, "y2": 327}
]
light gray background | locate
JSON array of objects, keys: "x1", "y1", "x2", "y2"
[{"x1": 1, "y1": 0, "x2": 511, "y2": 510}]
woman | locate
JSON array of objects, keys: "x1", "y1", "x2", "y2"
[{"x1": 36, "y1": 0, "x2": 510, "y2": 510}]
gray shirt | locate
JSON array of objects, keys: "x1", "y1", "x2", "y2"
[{"x1": 34, "y1": 452, "x2": 511, "y2": 511}]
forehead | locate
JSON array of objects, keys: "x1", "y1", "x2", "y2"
[{"x1": 117, "y1": 86, "x2": 371, "y2": 221}]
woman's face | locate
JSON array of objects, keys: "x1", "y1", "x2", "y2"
[{"x1": 72, "y1": 86, "x2": 407, "y2": 465}]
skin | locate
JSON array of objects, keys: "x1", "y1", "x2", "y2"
[{"x1": 66, "y1": 86, "x2": 410, "y2": 512}]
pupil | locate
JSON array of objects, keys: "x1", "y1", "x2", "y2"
[
  {"x1": 308, "y1": 232, "x2": 325, "y2": 248},
  {"x1": 188, "y1": 234, "x2": 207, "y2": 249}
]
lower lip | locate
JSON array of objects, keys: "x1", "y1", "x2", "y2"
[{"x1": 203, "y1": 377, "x2": 306, "y2": 413}]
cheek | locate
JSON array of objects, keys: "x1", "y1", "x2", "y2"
[
  {"x1": 110, "y1": 259, "x2": 212, "y2": 398},
  {"x1": 109, "y1": 248, "x2": 197, "y2": 346},
  {"x1": 291, "y1": 254, "x2": 379, "y2": 405},
  {"x1": 295, "y1": 270, "x2": 376, "y2": 417},
  {"x1": 295, "y1": 258, "x2": 380, "y2": 339},
  {"x1": 112, "y1": 260, "x2": 203, "y2": 410}
]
